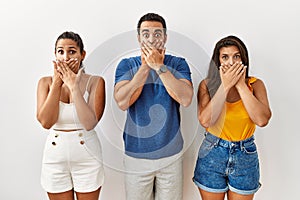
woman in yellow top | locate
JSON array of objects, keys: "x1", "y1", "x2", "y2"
[{"x1": 193, "y1": 35, "x2": 272, "y2": 200}]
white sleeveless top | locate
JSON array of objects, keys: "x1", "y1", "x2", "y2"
[{"x1": 52, "y1": 76, "x2": 93, "y2": 130}]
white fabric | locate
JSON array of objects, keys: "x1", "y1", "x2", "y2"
[
  {"x1": 124, "y1": 153, "x2": 183, "y2": 200},
  {"x1": 41, "y1": 129, "x2": 104, "y2": 193},
  {"x1": 52, "y1": 75, "x2": 92, "y2": 130}
]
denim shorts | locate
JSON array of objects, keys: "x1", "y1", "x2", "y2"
[{"x1": 193, "y1": 132, "x2": 261, "y2": 195}]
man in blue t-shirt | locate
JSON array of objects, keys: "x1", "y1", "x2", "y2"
[{"x1": 114, "y1": 13, "x2": 193, "y2": 200}]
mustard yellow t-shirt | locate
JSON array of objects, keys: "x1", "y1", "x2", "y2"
[{"x1": 207, "y1": 77, "x2": 257, "y2": 141}]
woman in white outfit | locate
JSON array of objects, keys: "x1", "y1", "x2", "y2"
[{"x1": 36, "y1": 31, "x2": 105, "y2": 200}]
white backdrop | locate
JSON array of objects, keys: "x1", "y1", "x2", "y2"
[{"x1": 0, "y1": 0, "x2": 299, "y2": 199}]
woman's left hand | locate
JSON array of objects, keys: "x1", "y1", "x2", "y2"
[
  {"x1": 235, "y1": 65, "x2": 247, "y2": 90},
  {"x1": 56, "y1": 58, "x2": 82, "y2": 91}
]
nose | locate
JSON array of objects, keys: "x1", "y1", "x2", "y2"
[
  {"x1": 148, "y1": 35, "x2": 155, "y2": 44},
  {"x1": 229, "y1": 57, "x2": 234, "y2": 66},
  {"x1": 63, "y1": 53, "x2": 70, "y2": 61}
]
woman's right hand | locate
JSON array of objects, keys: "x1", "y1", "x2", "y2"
[
  {"x1": 52, "y1": 61, "x2": 63, "y2": 86},
  {"x1": 219, "y1": 62, "x2": 245, "y2": 92}
]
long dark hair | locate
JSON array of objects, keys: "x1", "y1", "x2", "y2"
[{"x1": 206, "y1": 35, "x2": 249, "y2": 97}]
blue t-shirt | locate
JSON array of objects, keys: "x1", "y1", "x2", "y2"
[{"x1": 114, "y1": 55, "x2": 192, "y2": 159}]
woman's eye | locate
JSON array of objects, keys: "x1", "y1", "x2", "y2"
[
  {"x1": 234, "y1": 55, "x2": 241, "y2": 59},
  {"x1": 70, "y1": 50, "x2": 76, "y2": 54},
  {"x1": 57, "y1": 50, "x2": 64, "y2": 54},
  {"x1": 222, "y1": 56, "x2": 228, "y2": 60}
]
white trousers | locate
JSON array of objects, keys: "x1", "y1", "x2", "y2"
[{"x1": 124, "y1": 153, "x2": 183, "y2": 200}]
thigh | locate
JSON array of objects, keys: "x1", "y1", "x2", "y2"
[
  {"x1": 199, "y1": 188, "x2": 225, "y2": 200},
  {"x1": 155, "y1": 157, "x2": 183, "y2": 200},
  {"x1": 47, "y1": 190, "x2": 74, "y2": 200},
  {"x1": 228, "y1": 142, "x2": 260, "y2": 195},
  {"x1": 193, "y1": 139, "x2": 229, "y2": 193},
  {"x1": 228, "y1": 190, "x2": 254, "y2": 200},
  {"x1": 76, "y1": 187, "x2": 101, "y2": 200},
  {"x1": 70, "y1": 132, "x2": 104, "y2": 193},
  {"x1": 125, "y1": 172, "x2": 155, "y2": 200}
]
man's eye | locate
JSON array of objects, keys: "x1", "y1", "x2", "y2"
[
  {"x1": 57, "y1": 50, "x2": 64, "y2": 54},
  {"x1": 154, "y1": 33, "x2": 162, "y2": 38},
  {"x1": 142, "y1": 33, "x2": 149, "y2": 38},
  {"x1": 70, "y1": 50, "x2": 76, "y2": 54}
]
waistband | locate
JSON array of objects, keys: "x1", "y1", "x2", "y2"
[
  {"x1": 204, "y1": 132, "x2": 255, "y2": 149},
  {"x1": 50, "y1": 129, "x2": 96, "y2": 138}
]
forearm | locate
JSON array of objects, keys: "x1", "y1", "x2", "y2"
[
  {"x1": 199, "y1": 84, "x2": 228, "y2": 128},
  {"x1": 114, "y1": 65, "x2": 150, "y2": 110},
  {"x1": 237, "y1": 84, "x2": 271, "y2": 126},
  {"x1": 72, "y1": 88, "x2": 98, "y2": 131},
  {"x1": 159, "y1": 71, "x2": 193, "y2": 107}
]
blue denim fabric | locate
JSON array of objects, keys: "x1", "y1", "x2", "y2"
[{"x1": 193, "y1": 132, "x2": 261, "y2": 195}]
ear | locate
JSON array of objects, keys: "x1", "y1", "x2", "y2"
[
  {"x1": 81, "y1": 50, "x2": 86, "y2": 61},
  {"x1": 137, "y1": 34, "x2": 141, "y2": 44},
  {"x1": 163, "y1": 34, "x2": 167, "y2": 44}
]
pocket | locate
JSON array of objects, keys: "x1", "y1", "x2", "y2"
[
  {"x1": 198, "y1": 138, "x2": 215, "y2": 159},
  {"x1": 82, "y1": 133, "x2": 103, "y2": 163},
  {"x1": 42, "y1": 133, "x2": 61, "y2": 163},
  {"x1": 242, "y1": 142, "x2": 257, "y2": 154}
]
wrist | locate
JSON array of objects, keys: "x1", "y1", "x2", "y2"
[
  {"x1": 235, "y1": 82, "x2": 247, "y2": 91},
  {"x1": 156, "y1": 64, "x2": 168, "y2": 75}
]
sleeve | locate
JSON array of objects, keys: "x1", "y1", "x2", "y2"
[
  {"x1": 114, "y1": 58, "x2": 134, "y2": 85},
  {"x1": 170, "y1": 57, "x2": 192, "y2": 82}
]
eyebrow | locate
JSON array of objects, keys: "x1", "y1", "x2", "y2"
[
  {"x1": 221, "y1": 51, "x2": 240, "y2": 55},
  {"x1": 56, "y1": 46, "x2": 77, "y2": 49},
  {"x1": 141, "y1": 29, "x2": 163, "y2": 33}
]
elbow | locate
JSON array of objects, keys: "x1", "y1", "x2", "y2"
[
  {"x1": 38, "y1": 119, "x2": 52, "y2": 129},
  {"x1": 181, "y1": 98, "x2": 192, "y2": 107},
  {"x1": 85, "y1": 125, "x2": 96, "y2": 131},
  {"x1": 114, "y1": 94, "x2": 129, "y2": 111},
  {"x1": 180, "y1": 92, "x2": 193, "y2": 107},
  {"x1": 198, "y1": 114, "x2": 210, "y2": 128},
  {"x1": 256, "y1": 119, "x2": 269, "y2": 127},
  {"x1": 116, "y1": 101, "x2": 129, "y2": 111},
  {"x1": 255, "y1": 111, "x2": 272, "y2": 127},
  {"x1": 37, "y1": 113, "x2": 54, "y2": 129}
]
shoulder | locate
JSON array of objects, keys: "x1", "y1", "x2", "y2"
[
  {"x1": 38, "y1": 76, "x2": 52, "y2": 86},
  {"x1": 249, "y1": 77, "x2": 267, "y2": 91},
  {"x1": 86, "y1": 74, "x2": 105, "y2": 87},
  {"x1": 119, "y1": 56, "x2": 140, "y2": 64}
]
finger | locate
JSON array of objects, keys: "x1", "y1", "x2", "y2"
[
  {"x1": 69, "y1": 59, "x2": 79, "y2": 71},
  {"x1": 144, "y1": 41, "x2": 153, "y2": 51}
]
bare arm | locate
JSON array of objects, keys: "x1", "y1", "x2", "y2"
[
  {"x1": 72, "y1": 76, "x2": 105, "y2": 130},
  {"x1": 142, "y1": 41, "x2": 193, "y2": 106},
  {"x1": 198, "y1": 63, "x2": 246, "y2": 128},
  {"x1": 236, "y1": 78, "x2": 272, "y2": 127},
  {"x1": 36, "y1": 77, "x2": 62, "y2": 129},
  {"x1": 36, "y1": 62, "x2": 64, "y2": 129},
  {"x1": 114, "y1": 63, "x2": 151, "y2": 111},
  {"x1": 197, "y1": 80, "x2": 227, "y2": 128},
  {"x1": 158, "y1": 72, "x2": 193, "y2": 107}
]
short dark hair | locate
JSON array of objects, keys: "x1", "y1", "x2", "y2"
[
  {"x1": 207, "y1": 35, "x2": 250, "y2": 97},
  {"x1": 55, "y1": 31, "x2": 84, "y2": 53},
  {"x1": 137, "y1": 13, "x2": 167, "y2": 34}
]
